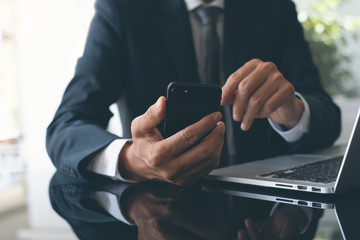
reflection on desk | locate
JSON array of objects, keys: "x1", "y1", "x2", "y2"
[{"x1": 48, "y1": 171, "x2": 337, "y2": 240}]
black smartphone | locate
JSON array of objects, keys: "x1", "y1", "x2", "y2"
[{"x1": 164, "y1": 82, "x2": 222, "y2": 138}]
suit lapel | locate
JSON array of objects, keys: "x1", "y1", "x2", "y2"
[
  {"x1": 223, "y1": 0, "x2": 252, "y2": 79},
  {"x1": 161, "y1": 0, "x2": 199, "y2": 83}
]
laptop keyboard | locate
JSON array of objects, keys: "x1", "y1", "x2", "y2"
[{"x1": 259, "y1": 157, "x2": 343, "y2": 184}]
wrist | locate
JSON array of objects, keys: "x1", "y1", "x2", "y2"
[
  {"x1": 277, "y1": 97, "x2": 304, "y2": 130},
  {"x1": 287, "y1": 97, "x2": 304, "y2": 129},
  {"x1": 118, "y1": 142, "x2": 138, "y2": 181}
]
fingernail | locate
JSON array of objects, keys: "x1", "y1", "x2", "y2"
[
  {"x1": 233, "y1": 113, "x2": 240, "y2": 121},
  {"x1": 217, "y1": 122, "x2": 225, "y2": 133},
  {"x1": 241, "y1": 122, "x2": 247, "y2": 131},
  {"x1": 212, "y1": 112, "x2": 222, "y2": 122}
]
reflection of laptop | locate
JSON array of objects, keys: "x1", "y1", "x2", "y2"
[
  {"x1": 207, "y1": 107, "x2": 360, "y2": 195},
  {"x1": 202, "y1": 183, "x2": 335, "y2": 209},
  {"x1": 202, "y1": 183, "x2": 360, "y2": 239}
]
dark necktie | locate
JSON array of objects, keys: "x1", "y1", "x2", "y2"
[
  {"x1": 193, "y1": 6, "x2": 221, "y2": 84},
  {"x1": 194, "y1": 6, "x2": 235, "y2": 166}
]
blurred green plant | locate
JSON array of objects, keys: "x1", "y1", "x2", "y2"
[{"x1": 295, "y1": 0, "x2": 360, "y2": 97}]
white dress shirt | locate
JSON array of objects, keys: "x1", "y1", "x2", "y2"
[
  {"x1": 94, "y1": 184, "x2": 135, "y2": 225},
  {"x1": 87, "y1": 0, "x2": 311, "y2": 181}
]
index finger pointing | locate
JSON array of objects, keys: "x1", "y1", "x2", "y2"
[{"x1": 221, "y1": 60, "x2": 259, "y2": 106}]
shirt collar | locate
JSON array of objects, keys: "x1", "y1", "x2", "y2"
[{"x1": 183, "y1": 0, "x2": 224, "y2": 12}]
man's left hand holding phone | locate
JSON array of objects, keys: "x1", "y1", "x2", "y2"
[{"x1": 118, "y1": 83, "x2": 225, "y2": 186}]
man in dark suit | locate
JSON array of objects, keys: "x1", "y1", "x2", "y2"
[{"x1": 46, "y1": 0, "x2": 341, "y2": 185}]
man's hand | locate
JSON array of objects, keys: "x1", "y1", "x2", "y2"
[
  {"x1": 221, "y1": 59, "x2": 304, "y2": 131},
  {"x1": 237, "y1": 205, "x2": 309, "y2": 240},
  {"x1": 123, "y1": 182, "x2": 227, "y2": 240},
  {"x1": 119, "y1": 96, "x2": 225, "y2": 185}
]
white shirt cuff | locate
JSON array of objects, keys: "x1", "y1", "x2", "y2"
[
  {"x1": 268, "y1": 92, "x2": 310, "y2": 143},
  {"x1": 87, "y1": 139, "x2": 136, "y2": 182},
  {"x1": 94, "y1": 189, "x2": 135, "y2": 225}
]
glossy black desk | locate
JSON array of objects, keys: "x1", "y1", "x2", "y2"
[{"x1": 48, "y1": 171, "x2": 359, "y2": 240}]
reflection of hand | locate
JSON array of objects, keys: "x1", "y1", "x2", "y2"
[
  {"x1": 119, "y1": 96, "x2": 225, "y2": 185},
  {"x1": 237, "y1": 205, "x2": 309, "y2": 240},
  {"x1": 221, "y1": 59, "x2": 304, "y2": 131},
  {"x1": 123, "y1": 182, "x2": 227, "y2": 240}
]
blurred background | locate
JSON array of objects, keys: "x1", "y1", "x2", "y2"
[{"x1": 0, "y1": 0, "x2": 359, "y2": 239}]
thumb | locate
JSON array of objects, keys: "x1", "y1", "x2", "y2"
[{"x1": 131, "y1": 96, "x2": 166, "y2": 137}]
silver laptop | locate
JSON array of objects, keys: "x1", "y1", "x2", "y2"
[{"x1": 207, "y1": 107, "x2": 360, "y2": 195}]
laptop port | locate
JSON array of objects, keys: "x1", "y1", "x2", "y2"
[
  {"x1": 298, "y1": 201, "x2": 308, "y2": 206},
  {"x1": 297, "y1": 185, "x2": 307, "y2": 190},
  {"x1": 312, "y1": 187, "x2": 321, "y2": 192},
  {"x1": 275, "y1": 198, "x2": 293, "y2": 203},
  {"x1": 312, "y1": 202, "x2": 322, "y2": 208},
  {"x1": 275, "y1": 184, "x2": 293, "y2": 188}
]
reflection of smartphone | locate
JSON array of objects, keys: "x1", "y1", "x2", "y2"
[{"x1": 164, "y1": 82, "x2": 222, "y2": 138}]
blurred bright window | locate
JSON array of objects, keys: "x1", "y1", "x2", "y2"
[
  {"x1": 0, "y1": 0, "x2": 19, "y2": 140},
  {"x1": 0, "y1": 0, "x2": 95, "y2": 189}
]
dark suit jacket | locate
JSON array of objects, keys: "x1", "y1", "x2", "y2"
[
  {"x1": 49, "y1": 172, "x2": 138, "y2": 239},
  {"x1": 46, "y1": 0, "x2": 341, "y2": 179}
]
